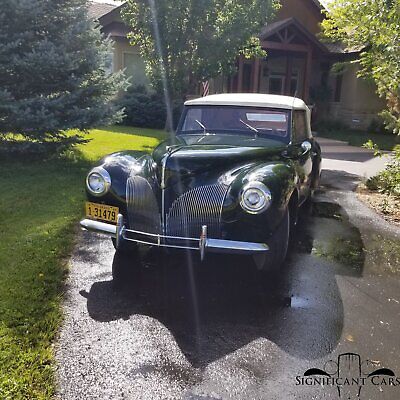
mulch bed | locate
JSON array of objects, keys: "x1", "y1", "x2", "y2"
[{"x1": 357, "y1": 184, "x2": 400, "y2": 225}]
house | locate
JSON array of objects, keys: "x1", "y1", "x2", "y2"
[{"x1": 88, "y1": 0, "x2": 385, "y2": 130}]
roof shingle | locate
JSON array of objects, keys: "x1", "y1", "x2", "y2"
[{"x1": 87, "y1": 1, "x2": 118, "y2": 20}]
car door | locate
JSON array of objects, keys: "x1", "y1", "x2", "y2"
[{"x1": 291, "y1": 110, "x2": 313, "y2": 203}]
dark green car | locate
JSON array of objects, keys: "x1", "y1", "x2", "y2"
[{"x1": 80, "y1": 93, "x2": 321, "y2": 279}]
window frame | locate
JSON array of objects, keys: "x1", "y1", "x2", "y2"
[{"x1": 291, "y1": 110, "x2": 310, "y2": 143}]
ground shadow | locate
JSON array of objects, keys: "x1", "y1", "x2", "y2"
[
  {"x1": 321, "y1": 169, "x2": 361, "y2": 191},
  {"x1": 321, "y1": 143, "x2": 376, "y2": 163},
  {"x1": 81, "y1": 189, "x2": 366, "y2": 368}
]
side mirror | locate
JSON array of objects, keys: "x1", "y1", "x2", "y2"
[
  {"x1": 312, "y1": 131, "x2": 318, "y2": 137},
  {"x1": 300, "y1": 141, "x2": 312, "y2": 156},
  {"x1": 282, "y1": 141, "x2": 311, "y2": 158}
]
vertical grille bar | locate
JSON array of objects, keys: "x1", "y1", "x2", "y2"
[
  {"x1": 126, "y1": 175, "x2": 161, "y2": 234},
  {"x1": 166, "y1": 184, "x2": 228, "y2": 239}
]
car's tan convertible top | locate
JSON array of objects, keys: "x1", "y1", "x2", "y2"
[{"x1": 185, "y1": 93, "x2": 309, "y2": 112}]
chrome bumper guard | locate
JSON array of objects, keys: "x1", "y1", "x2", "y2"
[{"x1": 80, "y1": 214, "x2": 269, "y2": 260}]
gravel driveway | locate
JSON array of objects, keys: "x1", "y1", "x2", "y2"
[{"x1": 56, "y1": 164, "x2": 400, "y2": 400}]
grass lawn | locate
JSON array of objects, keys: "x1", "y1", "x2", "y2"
[
  {"x1": 317, "y1": 128, "x2": 399, "y2": 151},
  {"x1": 0, "y1": 126, "x2": 166, "y2": 399}
]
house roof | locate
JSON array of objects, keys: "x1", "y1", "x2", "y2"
[
  {"x1": 311, "y1": 0, "x2": 324, "y2": 10},
  {"x1": 260, "y1": 17, "x2": 330, "y2": 53},
  {"x1": 185, "y1": 93, "x2": 309, "y2": 111},
  {"x1": 87, "y1": 2, "x2": 118, "y2": 20},
  {"x1": 260, "y1": 17, "x2": 358, "y2": 55}
]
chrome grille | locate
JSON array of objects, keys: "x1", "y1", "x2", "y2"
[
  {"x1": 166, "y1": 184, "x2": 228, "y2": 239},
  {"x1": 126, "y1": 175, "x2": 161, "y2": 234}
]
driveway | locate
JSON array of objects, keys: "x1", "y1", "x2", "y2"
[
  {"x1": 318, "y1": 137, "x2": 391, "y2": 178},
  {"x1": 56, "y1": 140, "x2": 400, "y2": 400}
]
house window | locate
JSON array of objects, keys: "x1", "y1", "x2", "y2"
[
  {"x1": 292, "y1": 110, "x2": 308, "y2": 141},
  {"x1": 123, "y1": 52, "x2": 149, "y2": 87},
  {"x1": 268, "y1": 73, "x2": 299, "y2": 96},
  {"x1": 268, "y1": 74, "x2": 285, "y2": 95}
]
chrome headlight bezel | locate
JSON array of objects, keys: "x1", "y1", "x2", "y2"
[
  {"x1": 86, "y1": 166, "x2": 111, "y2": 197},
  {"x1": 240, "y1": 182, "x2": 272, "y2": 214}
]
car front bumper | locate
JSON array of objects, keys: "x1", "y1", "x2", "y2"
[{"x1": 80, "y1": 214, "x2": 269, "y2": 260}]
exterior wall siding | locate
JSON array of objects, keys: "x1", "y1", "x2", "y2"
[{"x1": 330, "y1": 64, "x2": 385, "y2": 129}]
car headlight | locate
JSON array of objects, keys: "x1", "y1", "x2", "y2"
[
  {"x1": 240, "y1": 182, "x2": 272, "y2": 214},
  {"x1": 86, "y1": 167, "x2": 111, "y2": 196}
]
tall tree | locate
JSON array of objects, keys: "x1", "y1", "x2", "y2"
[
  {"x1": 122, "y1": 0, "x2": 279, "y2": 129},
  {"x1": 0, "y1": 0, "x2": 127, "y2": 153},
  {"x1": 321, "y1": 0, "x2": 400, "y2": 134}
]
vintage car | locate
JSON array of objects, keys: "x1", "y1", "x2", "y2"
[{"x1": 80, "y1": 93, "x2": 321, "y2": 280}]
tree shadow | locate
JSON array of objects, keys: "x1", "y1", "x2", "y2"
[{"x1": 80, "y1": 192, "x2": 366, "y2": 368}]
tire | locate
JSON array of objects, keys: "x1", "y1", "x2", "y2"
[
  {"x1": 311, "y1": 162, "x2": 321, "y2": 190},
  {"x1": 112, "y1": 246, "x2": 141, "y2": 290},
  {"x1": 254, "y1": 207, "x2": 290, "y2": 272}
]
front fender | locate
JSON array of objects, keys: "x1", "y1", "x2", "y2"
[
  {"x1": 221, "y1": 161, "x2": 297, "y2": 242},
  {"x1": 86, "y1": 151, "x2": 156, "y2": 208}
]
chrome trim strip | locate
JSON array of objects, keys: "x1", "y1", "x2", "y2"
[
  {"x1": 80, "y1": 218, "x2": 269, "y2": 255},
  {"x1": 80, "y1": 219, "x2": 117, "y2": 237},
  {"x1": 115, "y1": 214, "x2": 124, "y2": 249},
  {"x1": 206, "y1": 239, "x2": 269, "y2": 254},
  {"x1": 161, "y1": 154, "x2": 168, "y2": 235}
]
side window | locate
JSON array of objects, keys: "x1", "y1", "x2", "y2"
[{"x1": 292, "y1": 110, "x2": 308, "y2": 142}]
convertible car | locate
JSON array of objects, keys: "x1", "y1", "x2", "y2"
[{"x1": 80, "y1": 93, "x2": 321, "y2": 280}]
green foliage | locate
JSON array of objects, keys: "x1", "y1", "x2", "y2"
[
  {"x1": 118, "y1": 86, "x2": 183, "y2": 129},
  {"x1": 0, "y1": 0, "x2": 127, "y2": 154},
  {"x1": 122, "y1": 0, "x2": 279, "y2": 102},
  {"x1": 367, "y1": 118, "x2": 391, "y2": 136},
  {"x1": 0, "y1": 126, "x2": 165, "y2": 398},
  {"x1": 366, "y1": 145, "x2": 400, "y2": 197},
  {"x1": 321, "y1": 0, "x2": 400, "y2": 134},
  {"x1": 314, "y1": 119, "x2": 349, "y2": 132}
]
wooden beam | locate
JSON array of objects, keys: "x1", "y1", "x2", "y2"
[
  {"x1": 284, "y1": 55, "x2": 293, "y2": 95},
  {"x1": 252, "y1": 58, "x2": 261, "y2": 93},
  {"x1": 303, "y1": 46, "x2": 313, "y2": 102},
  {"x1": 277, "y1": 31, "x2": 285, "y2": 43},
  {"x1": 237, "y1": 55, "x2": 244, "y2": 92},
  {"x1": 261, "y1": 40, "x2": 308, "y2": 53}
]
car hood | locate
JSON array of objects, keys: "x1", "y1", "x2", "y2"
[{"x1": 152, "y1": 134, "x2": 287, "y2": 188}]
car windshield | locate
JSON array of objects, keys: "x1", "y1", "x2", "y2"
[{"x1": 178, "y1": 106, "x2": 290, "y2": 142}]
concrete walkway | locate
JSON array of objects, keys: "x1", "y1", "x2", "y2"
[{"x1": 318, "y1": 137, "x2": 391, "y2": 179}]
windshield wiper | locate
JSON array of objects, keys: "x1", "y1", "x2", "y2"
[
  {"x1": 239, "y1": 119, "x2": 259, "y2": 136},
  {"x1": 195, "y1": 119, "x2": 207, "y2": 134}
]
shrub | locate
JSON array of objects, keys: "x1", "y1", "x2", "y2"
[
  {"x1": 367, "y1": 118, "x2": 391, "y2": 136},
  {"x1": 366, "y1": 145, "x2": 400, "y2": 197},
  {"x1": 119, "y1": 85, "x2": 183, "y2": 130},
  {"x1": 313, "y1": 119, "x2": 349, "y2": 132}
]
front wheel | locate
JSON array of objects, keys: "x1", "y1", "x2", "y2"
[
  {"x1": 112, "y1": 246, "x2": 141, "y2": 290},
  {"x1": 253, "y1": 207, "x2": 290, "y2": 272}
]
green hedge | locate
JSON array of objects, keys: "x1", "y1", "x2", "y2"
[{"x1": 118, "y1": 86, "x2": 183, "y2": 130}]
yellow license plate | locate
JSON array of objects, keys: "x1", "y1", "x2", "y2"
[{"x1": 85, "y1": 202, "x2": 119, "y2": 224}]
